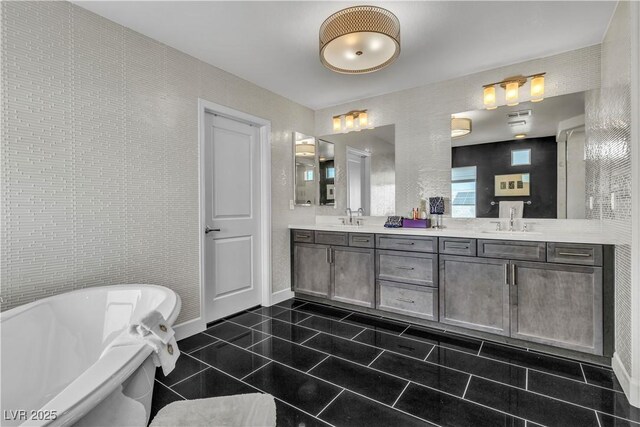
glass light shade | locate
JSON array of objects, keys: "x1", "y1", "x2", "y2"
[
  {"x1": 333, "y1": 116, "x2": 342, "y2": 132},
  {"x1": 345, "y1": 114, "x2": 355, "y2": 129},
  {"x1": 483, "y1": 86, "x2": 497, "y2": 110},
  {"x1": 530, "y1": 75, "x2": 545, "y2": 102},
  {"x1": 358, "y1": 111, "x2": 368, "y2": 127},
  {"x1": 319, "y1": 6, "x2": 400, "y2": 74},
  {"x1": 505, "y1": 81, "x2": 520, "y2": 106},
  {"x1": 295, "y1": 144, "x2": 315, "y2": 157},
  {"x1": 451, "y1": 117, "x2": 472, "y2": 138}
]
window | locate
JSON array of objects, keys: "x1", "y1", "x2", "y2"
[
  {"x1": 511, "y1": 149, "x2": 531, "y2": 166},
  {"x1": 326, "y1": 167, "x2": 335, "y2": 179},
  {"x1": 304, "y1": 169, "x2": 314, "y2": 181},
  {"x1": 451, "y1": 166, "x2": 477, "y2": 218}
]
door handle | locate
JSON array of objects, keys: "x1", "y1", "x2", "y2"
[
  {"x1": 504, "y1": 264, "x2": 509, "y2": 285},
  {"x1": 326, "y1": 248, "x2": 331, "y2": 264},
  {"x1": 205, "y1": 227, "x2": 221, "y2": 234},
  {"x1": 511, "y1": 264, "x2": 517, "y2": 286}
]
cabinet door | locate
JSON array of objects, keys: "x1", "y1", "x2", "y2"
[
  {"x1": 439, "y1": 255, "x2": 510, "y2": 336},
  {"x1": 332, "y1": 246, "x2": 375, "y2": 308},
  {"x1": 293, "y1": 243, "x2": 331, "y2": 298},
  {"x1": 510, "y1": 261, "x2": 603, "y2": 355}
]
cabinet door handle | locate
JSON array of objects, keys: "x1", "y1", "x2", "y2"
[
  {"x1": 330, "y1": 248, "x2": 335, "y2": 264},
  {"x1": 558, "y1": 252, "x2": 590, "y2": 257},
  {"x1": 326, "y1": 248, "x2": 331, "y2": 264},
  {"x1": 511, "y1": 264, "x2": 517, "y2": 286},
  {"x1": 396, "y1": 266, "x2": 415, "y2": 270},
  {"x1": 396, "y1": 298, "x2": 415, "y2": 304},
  {"x1": 504, "y1": 264, "x2": 509, "y2": 285}
]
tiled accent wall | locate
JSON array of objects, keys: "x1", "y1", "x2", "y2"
[
  {"x1": 315, "y1": 45, "x2": 602, "y2": 216},
  {"x1": 586, "y1": 1, "x2": 633, "y2": 375},
  {"x1": 0, "y1": 1, "x2": 315, "y2": 323}
]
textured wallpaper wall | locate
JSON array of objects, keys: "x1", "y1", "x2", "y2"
[
  {"x1": 586, "y1": 1, "x2": 633, "y2": 375},
  {"x1": 0, "y1": 1, "x2": 315, "y2": 323}
]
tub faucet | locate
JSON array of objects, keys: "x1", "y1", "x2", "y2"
[
  {"x1": 345, "y1": 208, "x2": 353, "y2": 224},
  {"x1": 509, "y1": 207, "x2": 516, "y2": 232}
]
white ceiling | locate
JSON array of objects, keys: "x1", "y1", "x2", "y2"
[
  {"x1": 73, "y1": 1, "x2": 616, "y2": 110},
  {"x1": 452, "y1": 91, "x2": 586, "y2": 147}
]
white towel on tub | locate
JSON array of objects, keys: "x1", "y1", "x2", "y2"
[{"x1": 101, "y1": 310, "x2": 180, "y2": 376}]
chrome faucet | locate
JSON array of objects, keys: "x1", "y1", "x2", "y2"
[
  {"x1": 509, "y1": 207, "x2": 516, "y2": 232},
  {"x1": 357, "y1": 207, "x2": 364, "y2": 216},
  {"x1": 345, "y1": 208, "x2": 353, "y2": 224}
]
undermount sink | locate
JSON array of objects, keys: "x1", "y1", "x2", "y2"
[{"x1": 480, "y1": 230, "x2": 542, "y2": 235}]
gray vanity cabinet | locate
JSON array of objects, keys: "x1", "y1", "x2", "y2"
[
  {"x1": 332, "y1": 246, "x2": 375, "y2": 308},
  {"x1": 510, "y1": 261, "x2": 603, "y2": 355},
  {"x1": 439, "y1": 255, "x2": 510, "y2": 336},
  {"x1": 293, "y1": 243, "x2": 332, "y2": 298}
]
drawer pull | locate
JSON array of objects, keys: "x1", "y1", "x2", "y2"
[
  {"x1": 353, "y1": 238, "x2": 370, "y2": 243},
  {"x1": 396, "y1": 266, "x2": 415, "y2": 271},
  {"x1": 396, "y1": 242, "x2": 415, "y2": 246},
  {"x1": 558, "y1": 252, "x2": 591, "y2": 257},
  {"x1": 446, "y1": 244, "x2": 469, "y2": 249},
  {"x1": 396, "y1": 298, "x2": 415, "y2": 304}
]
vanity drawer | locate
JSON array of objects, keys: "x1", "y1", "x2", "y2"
[
  {"x1": 315, "y1": 231, "x2": 348, "y2": 246},
  {"x1": 349, "y1": 233, "x2": 375, "y2": 248},
  {"x1": 547, "y1": 243, "x2": 603, "y2": 266},
  {"x1": 439, "y1": 237, "x2": 477, "y2": 256},
  {"x1": 376, "y1": 249, "x2": 438, "y2": 287},
  {"x1": 376, "y1": 234, "x2": 437, "y2": 253},
  {"x1": 377, "y1": 280, "x2": 438, "y2": 321},
  {"x1": 478, "y1": 239, "x2": 546, "y2": 262},
  {"x1": 292, "y1": 229, "x2": 314, "y2": 243}
]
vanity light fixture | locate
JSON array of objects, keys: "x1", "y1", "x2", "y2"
[
  {"x1": 332, "y1": 110, "x2": 371, "y2": 133},
  {"x1": 482, "y1": 73, "x2": 546, "y2": 109},
  {"x1": 451, "y1": 117, "x2": 472, "y2": 138},
  {"x1": 319, "y1": 6, "x2": 400, "y2": 74}
]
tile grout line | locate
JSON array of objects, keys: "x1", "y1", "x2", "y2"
[
  {"x1": 164, "y1": 366, "x2": 211, "y2": 389},
  {"x1": 580, "y1": 363, "x2": 588, "y2": 383},
  {"x1": 424, "y1": 345, "x2": 436, "y2": 361},
  {"x1": 595, "y1": 410, "x2": 603, "y2": 427},
  {"x1": 299, "y1": 331, "x2": 321, "y2": 345},
  {"x1": 350, "y1": 328, "x2": 367, "y2": 341},
  {"x1": 306, "y1": 355, "x2": 331, "y2": 373},
  {"x1": 477, "y1": 341, "x2": 484, "y2": 356},
  {"x1": 315, "y1": 389, "x2": 345, "y2": 418},
  {"x1": 391, "y1": 381, "x2": 411, "y2": 408},
  {"x1": 462, "y1": 375, "x2": 472, "y2": 399},
  {"x1": 399, "y1": 324, "x2": 411, "y2": 336},
  {"x1": 240, "y1": 360, "x2": 272, "y2": 381},
  {"x1": 179, "y1": 352, "x2": 336, "y2": 427},
  {"x1": 525, "y1": 369, "x2": 529, "y2": 390},
  {"x1": 155, "y1": 379, "x2": 188, "y2": 401},
  {"x1": 218, "y1": 312, "x2": 624, "y2": 395},
  {"x1": 367, "y1": 349, "x2": 385, "y2": 367}
]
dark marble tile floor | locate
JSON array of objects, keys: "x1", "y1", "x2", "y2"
[{"x1": 152, "y1": 298, "x2": 639, "y2": 427}]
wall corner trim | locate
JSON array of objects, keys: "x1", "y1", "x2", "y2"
[
  {"x1": 613, "y1": 352, "x2": 640, "y2": 408},
  {"x1": 270, "y1": 289, "x2": 295, "y2": 306}
]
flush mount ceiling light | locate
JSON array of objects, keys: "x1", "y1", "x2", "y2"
[
  {"x1": 319, "y1": 6, "x2": 400, "y2": 74},
  {"x1": 451, "y1": 117, "x2": 472, "y2": 138},
  {"x1": 483, "y1": 73, "x2": 546, "y2": 109},
  {"x1": 295, "y1": 142, "x2": 315, "y2": 157}
]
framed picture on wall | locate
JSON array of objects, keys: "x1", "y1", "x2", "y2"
[{"x1": 495, "y1": 173, "x2": 530, "y2": 196}]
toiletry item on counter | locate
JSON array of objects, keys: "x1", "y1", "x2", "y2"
[
  {"x1": 429, "y1": 197, "x2": 445, "y2": 229},
  {"x1": 384, "y1": 216, "x2": 404, "y2": 228},
  {"x1": 402, "y1": 218, "x2": 431, "y2": 228}
]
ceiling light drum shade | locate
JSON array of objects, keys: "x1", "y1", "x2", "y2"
[
  {"x1": 451, "y1": 117, "x2": 472, "y2": 138},
  {"x1": 295, "y1": 144, "x2": 315, "y2": 157},
  {"x1": 320, "y1": 6, "x2": 400, "y2": 74}
]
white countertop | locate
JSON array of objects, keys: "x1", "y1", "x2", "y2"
[{"x1": 288, "y1": 223, "x2": 616, "y2": 245}]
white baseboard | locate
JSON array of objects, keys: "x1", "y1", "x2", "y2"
[
  {"x1": 173, "y1": 317, "x2": 206, "y2": 341},
  {"x1": 612, "y1": 352, "x2": 640, "y2": 408},
  {"x1": 270, "y1": 288, "x2": 294, "y2": 306}
]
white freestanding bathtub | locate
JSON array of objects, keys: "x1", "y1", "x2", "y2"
[{"x1": 0, "y1": 285, "x2": 181, "y2": 427}]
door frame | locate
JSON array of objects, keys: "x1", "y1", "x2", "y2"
[{"x1": 197, "y1": 99, "x2": 272, "y2": 327}]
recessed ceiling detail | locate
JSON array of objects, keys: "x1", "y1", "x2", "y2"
[{"x1": 319, "y1": 6, "x2": 400, "y2": 74}]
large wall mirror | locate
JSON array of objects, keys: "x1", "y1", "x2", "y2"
[
  {"x1": 450, "y1": 91, "x2": 589, "y2": 219},
  {"x1": 319, "y1": 124, "x2": 395, "y2": 215},
  {"x1": 293, "y1": 132, "x2": 317, "y2": 206}
]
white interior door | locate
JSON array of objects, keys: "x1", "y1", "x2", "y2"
[{"x1": 204, "y1": 112, "x2": 261, "y2": 322}]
